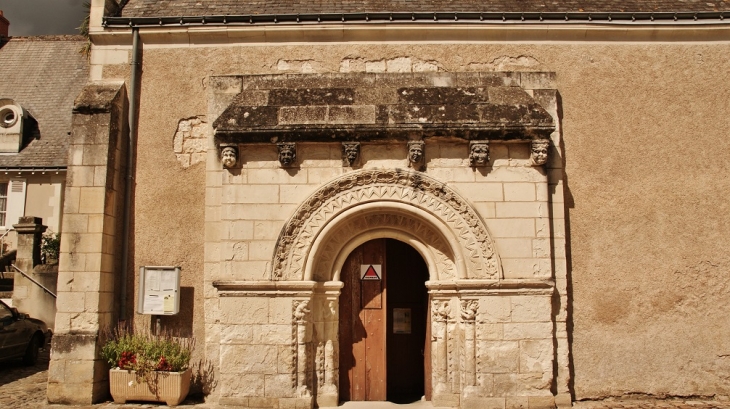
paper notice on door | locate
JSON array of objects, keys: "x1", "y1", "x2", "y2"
[{"x1": 393, "y1": 308, "x2": 412, "y2": 334}]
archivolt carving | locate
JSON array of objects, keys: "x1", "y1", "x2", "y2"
[
  {"x1": 272, "y1": 169, "x2": 501, "y2": 281},
  {"x1": 312, "y1": 212, "x2": 457, "y2": 281}
]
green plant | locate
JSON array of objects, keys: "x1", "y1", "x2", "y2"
[
  {"x1": 41, "y1": 231, "x2": 60, "y2": 263},
  {"x1": 101, "y1": 324, "x2": 195, "y2": 381}
]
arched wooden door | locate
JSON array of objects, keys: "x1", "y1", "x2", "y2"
[{"x1": 339, "y1": 239, "x2": 430, "y2": 403}]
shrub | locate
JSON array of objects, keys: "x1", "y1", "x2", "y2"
[
  {"x1": 41, "y1": 231, "x2": 60, "y2": 263},
  {"x1": 101, "y1": 324, "x2": 195, "y2": 380}
]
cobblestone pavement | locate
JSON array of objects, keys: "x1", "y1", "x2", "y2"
[{"x1": 2, "y1": 351, "x2": 729, "y2": 409}]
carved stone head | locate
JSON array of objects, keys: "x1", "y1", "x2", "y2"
[
  {"x1": 277, "y1": 142, "x2": 297, "y2": 167},
  {"x1": 220, "y1": 146, "x2": 238, "y2": 169},
  {"x1": 342, "y1": 142, "x2": 360, "y2": 166},
  {"x1": 531, "y1": 140, "x2": 549, "y2": 166},
  {"x1": 408, "y1": 141, "x2": 425, "y2": 165},
  {"x1": 469, "y1": 141, "x2": 490, "y2": 166}
]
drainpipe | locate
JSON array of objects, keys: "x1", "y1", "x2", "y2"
[{"x1": 120, "y1": 27, "x2": 139, "y2": 321}]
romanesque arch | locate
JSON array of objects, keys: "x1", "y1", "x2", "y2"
[{"x1": 271, "y1": 169, "x2": 503, "y2": 281}]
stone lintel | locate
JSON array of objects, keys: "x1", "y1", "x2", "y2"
[
  {"x1": 213, "y1": 280, "x2": 343, "y2": 297},
  {"x1": 426, "y1": 279, "x2": 554, "y2": 296}
]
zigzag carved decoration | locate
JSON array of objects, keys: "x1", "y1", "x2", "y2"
[{"x1": 271, "y1": 169, "x2": 501, "y2": 281}]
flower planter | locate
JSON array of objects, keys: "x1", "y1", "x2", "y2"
[{"x1": 109, "y1": 368, "x2": 191, "y2": 406}]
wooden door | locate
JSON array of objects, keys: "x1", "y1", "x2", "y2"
[
  {"x1": 339, "y1": 239, "x2": 430, "y2": 403},
  {"x1": 385, "y1": 239, "x2": 430, "y2": 403},
  {"x1": 339, "y1": 239, "x2": 387, "y2": 401}
]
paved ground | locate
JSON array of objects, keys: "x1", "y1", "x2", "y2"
[{"x1": 2, "y1": 351, "x2": 729, "y2": 409}]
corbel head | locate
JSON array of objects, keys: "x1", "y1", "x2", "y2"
[
  {"x1": 342, "y1": 142, "x2": 360, "y2": 166},
  {"x1": 277, "y1": 142, "x2": 297, "y2": 167},
  {"x1": 469, "y1": 140, "x2": 490, "y2": 167},
  {"x1": 220, "y1": 145, "x2": 238, "y2": 169},
  {"x1": 531, "y1": 139, "x2": 549, "y2": 166},
  {"x1": 407, "y1": 140, "x2": 425, "y2": 166}
]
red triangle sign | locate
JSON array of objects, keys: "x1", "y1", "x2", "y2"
[{"x1": 362, "y1": 265, "x2": 380, "y2": 280}]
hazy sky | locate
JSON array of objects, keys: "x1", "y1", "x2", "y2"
[{"x1": 1, "y1": 0, "x2": 87, "y2": 36}]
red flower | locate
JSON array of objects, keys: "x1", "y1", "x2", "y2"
[
  {"x1": 118, "y1": 351, "x2": 136, "y2": 369},
  {"x1": 156, "y1": 356, "x2": 172, "y2": 371}
]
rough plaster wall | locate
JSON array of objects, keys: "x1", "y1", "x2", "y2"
[
  {"x1": 125, "y1": 54, "x2": 208, "y2": 370},
  {"x1": 113, "y1": 42, "x2": 730, "y2": 399}
]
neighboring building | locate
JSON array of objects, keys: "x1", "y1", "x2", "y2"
[
  {"x1": 49, "y1": 1, "x2": 730, "y2": 408},
  {"x1": 0, "y1": 35, "x2": 89, "y2": 245},
  {"x1": 0, "y1": 34, "x2": 89, "y2": 323}
]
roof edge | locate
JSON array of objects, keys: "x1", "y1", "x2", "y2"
[{"x1": 105, "y1": 10, "x2": 729, "y2": 28}]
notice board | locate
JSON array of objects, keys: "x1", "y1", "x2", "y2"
[{"x1": 137, "y1": 266, "x2": 181, "y2": 315}]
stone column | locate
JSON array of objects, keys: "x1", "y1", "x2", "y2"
[
  {"x1": 432, "y1": 299, "x2": 459, "y2": 407},
  {"x1": 460, "y1": 299, "x2": 477, "y2": 388},
  {"x1": 12, "y1": 217, "x2": 57, "y2": 328},
  {"x1": 294, "y1": 300, "x2": 312, "y2": 398},
  {"x1": 47, "y1": 83, "x2": 129, "y2": 404}
]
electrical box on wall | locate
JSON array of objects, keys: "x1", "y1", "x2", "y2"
[{"x1": 137, "y1": 266, "x2": 181, "y2": 315}]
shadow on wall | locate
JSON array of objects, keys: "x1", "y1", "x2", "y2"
[{"x1": 157, "y1": 286, "x2": 195, "y2": 337}]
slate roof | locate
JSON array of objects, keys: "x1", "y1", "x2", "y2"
[
  {"x1": 213, "y1": 73, "x2": 554, "y2": 142},
  {"x1": 121, "y1": 0, "x2": 730, "y2": 17},
  {"x1": 0, "y1": 36, "x2": 89, "y2": 169}
]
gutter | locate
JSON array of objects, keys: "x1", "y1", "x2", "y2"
[
  {"x1": 104, "y1": 11, "x2": 729, "y2": 28},
  {"x1": 0, "y1": 166, "x2": 65, "y2": 174}
]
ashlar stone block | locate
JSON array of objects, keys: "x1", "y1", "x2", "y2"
[
  {"x1": 520, "y1": 340, "x2": 554, "y2": 374},
  {"x1": 220, "y1": 297, "x2": 268, "y2": 324},
  {"x1": 478, "y1": 296, "x2": 511, "y2": 323},
  {"x1": 477, "y1": 341, "x2": 520, "y2": 373},
  {"x1": 493, "y1": 373, "x2": 552, "y2": 397},
  {"x1": 265, "y1": 374, "x2": 296, "y2": 398},
  {"x1": 220, "y1": 373, "x2": 265, "y2": 397},
  {"x1": 220, "y1": 344, "x2": 278, "y2": 374},
  {"x1": 511, "y1": 296, "x2": 551, "y2": 323},
  {"x1": 503, "y1": 323, "x2": 553, "y2": 340}
]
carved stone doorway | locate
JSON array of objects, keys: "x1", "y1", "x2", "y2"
[{"x1": 338, "y1": 239, "x2": 430, "y2": 404}]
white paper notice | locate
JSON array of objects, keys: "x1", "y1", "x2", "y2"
[
  {"x1": 146, "y1": 270, "x2": 161, "y2": 291},
  {"x1": 143, "y1": 295, "x2": 162, "y2": 313},
  {"x1": 161, "y1": 270, "x2": 177, "y2": 290},
  {"x1": 163, "y1": 295, "x2": 174, "y2": 313}
]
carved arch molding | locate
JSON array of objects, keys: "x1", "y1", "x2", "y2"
[{"x1": 271, "y1": 169, "x2": 503, "y2": 281}]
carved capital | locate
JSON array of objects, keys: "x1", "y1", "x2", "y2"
[
  {"x1": 432, "y1": 300, "x2": 451, "y2": 322},
  {"x1": 342, "y1": 142, "x2": 360, "y2": 166},
  {"x1": 469, "y1": 140, "x2": 490, "y2": 167},
  {"x1": 293, "y1": 300, "x2": 310, "y2": 322},
  {"x1": 460, "y1": 299, "x2": 478, "y2": 321},
  {"x1": 531, "y1": 139, "x2": 549, "y2": 166},
  {"x1": 278, "y1": 142, "x2": 297, "y2": 167}
]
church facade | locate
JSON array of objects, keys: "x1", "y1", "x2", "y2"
[{"x1": 48, "y1": 1, "x2": 730, "y2": 408}]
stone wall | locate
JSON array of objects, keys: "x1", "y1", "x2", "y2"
[
  {"x1": 88, "y1": 39, "x2": 730, "y2": 402},
  {"x1": 47, "y1": 83, "x2": 129, "y2": 404}
]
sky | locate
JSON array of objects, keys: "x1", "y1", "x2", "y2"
[{"x1": 1, "y1": 0, "x2": 87, "y2": 36}]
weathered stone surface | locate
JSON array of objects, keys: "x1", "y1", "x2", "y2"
[
  {"x1": 213, "y1": 73, "x2": 554, "y2": 141},
  {"x1": 520, "y1": 340, "x2": 554, "y2": 374},
  {"x1": 494, "y1": 373, "x2": 552, "y2": 396},
  {"x1": 220, "y1": 344, "x2": 278, "y2": 374},
  {"x1": 477, "y1": 340, "x2": 520, "y2": 373}
]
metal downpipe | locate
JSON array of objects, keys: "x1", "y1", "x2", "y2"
[{"x1": 120, "y1": 27, "x2": 139, "y2": 321}]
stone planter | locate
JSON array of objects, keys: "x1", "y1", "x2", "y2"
[{"x1": 109, "y1": 368, "x2": 191, "y2": 406}]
